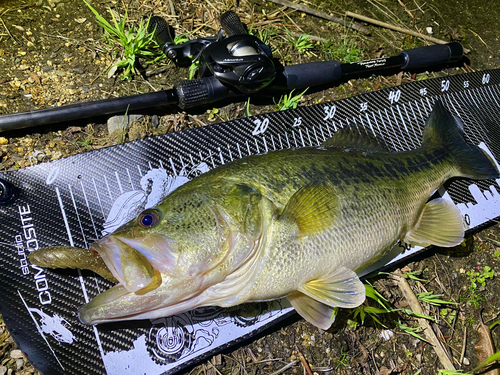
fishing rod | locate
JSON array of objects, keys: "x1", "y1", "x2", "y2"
[{"x1": 0, "y1": 11, "x2": 463, "y2": 132}]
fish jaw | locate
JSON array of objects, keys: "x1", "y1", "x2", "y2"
[
  {"x1": 91, "y1": 232, "x2": 180, "y2": 293},
  {"x1": 78, "y1": 276, "x2": 205, "y2": 325}
]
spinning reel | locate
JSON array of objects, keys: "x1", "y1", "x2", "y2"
[{"x1": 149, "y1": 11, "x2": 276, "y2": 94}]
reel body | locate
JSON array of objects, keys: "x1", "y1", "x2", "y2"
[{"x1": 149, "y1": 12, "x2": 276, "y2": 94}]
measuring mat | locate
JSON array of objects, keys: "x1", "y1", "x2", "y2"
[{"x1": 1, "y1": 69, "x2": 500, "y2": 375}]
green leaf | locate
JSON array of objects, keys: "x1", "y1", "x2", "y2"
[{"x1": 400, "y1": 308, "x2": 437, "y2": 321}]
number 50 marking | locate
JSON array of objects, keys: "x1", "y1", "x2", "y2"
[{"x1": 252, "y1": 118, "x2": 269, "y2": 135}]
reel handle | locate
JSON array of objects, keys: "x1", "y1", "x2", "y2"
[
  {"x1": 149, "y1": 16, "x2": 174, "y2": 52},
  {"x1": 220, "y1": 11, "x2": 247, "y2": 36}
]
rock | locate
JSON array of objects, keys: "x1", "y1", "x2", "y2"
[
  {"x1": 16, "y1": 358, "x2": 24, "y2": 370},
  {"x1": 107, "y1": 114, "x2": 144, "y2": 134},
  {"x1": 151, "y1": 115, "x2": 159, "y2": 128},
  {"x1": 42, "y1": 65, "x2": 53, "y2": 72},
  {"x1": 0, "y1": 366, "x2": 6, "y2": 375},
  {"x1": 0, "y1": 137, "x2": 8, "y2": 145},
  {"x1": 10, "y1": 349, "x2": 24, "y2": 359}
]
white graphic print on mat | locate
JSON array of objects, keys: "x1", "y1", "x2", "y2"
[
  {"x1": 102, "y1": 162, "x2": 210, "y2": 235},
  {"x1": 28, "y1": 307, "x2": 75, "y2": 344},
  {"x1": 18, "y1": 291, "x2": 71, "y2": 371},
  {"x1": 146, "y1": 302, "x2": 284, "y2": 365}
]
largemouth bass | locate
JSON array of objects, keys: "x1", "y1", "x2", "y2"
[{"x1": 29, "y1": 102, "x2": 499, "y2": 329}]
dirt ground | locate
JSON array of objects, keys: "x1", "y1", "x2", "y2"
[{"x1": 1, "y1": 0, "x2": 500, "y2": 374}]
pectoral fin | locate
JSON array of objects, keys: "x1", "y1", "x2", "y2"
[
  {"x1": 406, "y1": 198, "x2": 464, "y2": 247},
  {"x1": 288, "y1": 267, "x2": 365, "y2": 329},
  {"x1": 280, "y1": 183, "x2": 338, "y2": 238}
]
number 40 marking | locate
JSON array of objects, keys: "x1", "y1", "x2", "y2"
[{"x1": 388, "y1": 90, "x2": 401, "y2": 104}]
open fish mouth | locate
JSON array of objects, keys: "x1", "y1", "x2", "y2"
[
  {"x1": 92, "y1": 236, "x2": 158, "y2": 293},
  {"x1": 80, "y1": 232, "x2": 228, "y2": 325},
  {"x1": 92, "y1": 232, "x2": 181, "y2": 294}
]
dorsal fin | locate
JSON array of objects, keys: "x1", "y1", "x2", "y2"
[{"x1": 322, "y1": 127, "x2": 389, "y2": 152}]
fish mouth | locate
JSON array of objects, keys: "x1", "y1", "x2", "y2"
[
  {"x1": 91, "y1": 236, "x2": 155, "y2": 293},
  {"x1": 91, "y1": 233, "x2": 179, "y2": 293},
  {"x1": 81, "y1": 234, "x2": 204, "y2": 325},
  {"x1": 78, "y1": 276, "x2": 207, "y2": 325}
]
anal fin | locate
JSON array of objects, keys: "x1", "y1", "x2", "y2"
[{"x1": 406, "y1": 198, "x2": 464, "y2": 248}]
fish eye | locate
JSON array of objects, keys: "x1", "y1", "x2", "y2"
[{"x1": 138, "y1": 210, "x2": 160, "y2": 228}]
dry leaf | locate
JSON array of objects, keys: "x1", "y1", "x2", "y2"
[
  {"x1": 28, "y1": 72, "x2": 41, "y2": 86},
  {"x1": 378, "y1": 366, "x2": 393, "y2": 375},
  {"x1": 74, "y1": 18, "x2": 87, "y2": 24},
  {"x1": 65, "y1": 126, "x2": 83, "y2": 134},
  {"x1": 475, "y1": 312, "x2": 500, "y2": 375},
  {"x1": 400, "y1": 265, "x2": 412, "y2": 273},
  {"x1": 107, "y1": 64, "x2": 118, "y2": 79}
]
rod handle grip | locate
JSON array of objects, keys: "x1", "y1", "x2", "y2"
[
  {"x1": 175, "y1": 77, "x2": 233, "y2": 109},
  {"x1": 400, "y1": 42, "x2": 463, "y2": 70}
]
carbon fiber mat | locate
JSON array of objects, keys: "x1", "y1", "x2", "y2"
[{"x1": 1, "y1": 69, "x2": 500, "y2": 374}]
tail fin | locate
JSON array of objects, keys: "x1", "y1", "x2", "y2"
[{"x1": 422, "y1": 101, "x2": 499, "y2": 180}]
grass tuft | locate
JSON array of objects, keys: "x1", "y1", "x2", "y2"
[{"x1": 84, "y1": 0, "x2": 163, "y2": 80}]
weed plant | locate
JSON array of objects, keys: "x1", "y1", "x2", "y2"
[
  {"x1": 84, "y1": 1, "x2": 163, "y2": 80},
  {"x1": 274, "y1": 89, "x2": 308, "y2": 111}
]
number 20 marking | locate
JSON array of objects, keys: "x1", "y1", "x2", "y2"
[{"x1": 252, "y1": 118, "x2": 269, "y2": 135}]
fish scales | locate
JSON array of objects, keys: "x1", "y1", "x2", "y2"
[
  {"x1": 207, "y1": 150, "x2": 454, "y2": 300},
  {"x1": 29, "y1": 102, "x2": 500, "y2": 329}
]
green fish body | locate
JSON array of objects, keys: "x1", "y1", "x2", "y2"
[{"x1": 29, "y1": 102, "x2": 499, "y2": 329}]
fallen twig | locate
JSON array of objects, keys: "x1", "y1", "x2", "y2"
[
  {"x1": 167, "y1": 0, "x2": 176, "y2": 16},
  {"x1": 460, "y1": 326, "x2": 467, "y2": 366},
  {"x1": 345, "y1": 11, "x2": 470, "y2": 54},
  {"x1": 296, "y1": 346, "x2": 313, "y2": 375},
  {"x1": 268, "y1": 0, "x2": 370, "y2": 35},
  {"x1": 269, "y1": 360, "x2": 298, "y2": 375},
  {"x1": 392, "y1": 271, "x2": 455, "y2": 370},
  {"x1": 288, "y1": 30, "x2": 326, "y2": 42}
]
